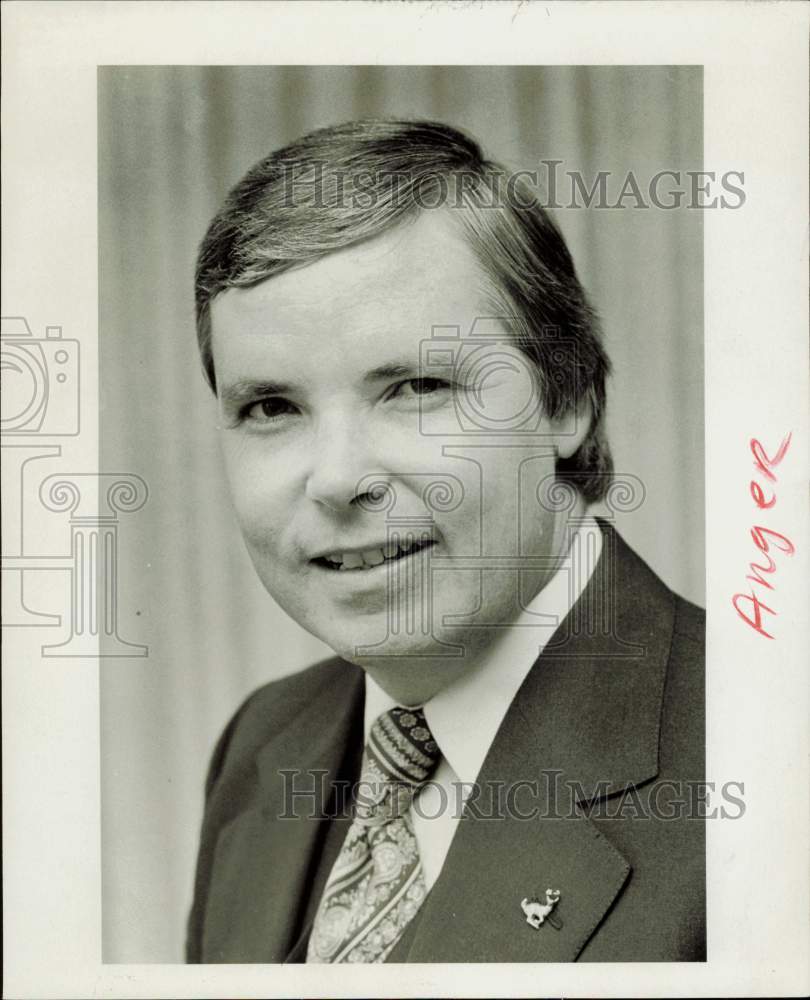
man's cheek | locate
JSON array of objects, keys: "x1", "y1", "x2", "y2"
[
  {"x1": 231, "y1": 490, "x2": 285, "y2": 558},
  {"x1": 246, "y1": 520, "x2": 284, "y2": 562}
]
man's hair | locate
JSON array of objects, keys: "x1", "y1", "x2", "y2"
[{"x1": 195, "y1": 118, "x2": 612, "y2": 502}]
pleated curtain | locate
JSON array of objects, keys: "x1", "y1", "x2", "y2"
[{"x1": 99, "y1": 65, "x2": 703, "y2": 962}]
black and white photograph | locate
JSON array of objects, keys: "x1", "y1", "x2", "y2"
[
  {"x1": 100, "y1": 65, "x2": 707, "y2": 965},
  {"x1": 2, "y1": 3, "x2": 809, "y2": 998}
]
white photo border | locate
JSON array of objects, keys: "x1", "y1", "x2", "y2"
[{"x1": 2, "y1": 1, "x2": 808, "y2": 997}]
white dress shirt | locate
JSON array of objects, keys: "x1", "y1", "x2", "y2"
[{"x1": 363, "y1": 515, "x2": 603, "y2": 890}]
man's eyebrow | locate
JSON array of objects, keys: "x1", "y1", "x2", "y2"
[
  {"x1": 363, "y1": 362, "x2": 420, "y2": 382},
  {"x1": 219, "y1": 379, "x2": 292, "y2": 406},
  {"x1": 219, "y1": 364, "x2": 421, "y2": 403}
]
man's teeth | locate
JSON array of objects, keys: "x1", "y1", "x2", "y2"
[{"x1": 325, "y1": 538, "x2": 431, "y2": 570}]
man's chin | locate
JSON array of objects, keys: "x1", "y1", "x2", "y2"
[{"x1": 311, "y1": 620, "x2": 466, "y2": 668}]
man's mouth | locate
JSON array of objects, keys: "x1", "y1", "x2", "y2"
[{"x1": 312, "y1": 536, "x2": 436, "y2": 571}]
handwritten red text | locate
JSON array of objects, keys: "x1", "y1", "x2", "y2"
[{"x1": 732, "y1": 433, "x2": 794, "y2": 639}]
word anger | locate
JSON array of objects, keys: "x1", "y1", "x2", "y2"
[{"x1": 732, "y1": 433, "x2": 795, "y2": 639}]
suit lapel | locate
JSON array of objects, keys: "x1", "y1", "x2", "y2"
[
  {"x1": 389, "y1": 737, "x2": 632, "y2": 962},
  {"x1": 391, "y1": 523, "x2": 675, "y2": 962},
  {"x1": 201, "y1": 667, "x2": 364, "y2": 962}
]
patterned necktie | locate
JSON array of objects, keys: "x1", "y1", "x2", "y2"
[{"x1": 306, "y1": 706, "x2": 440, "y2": 963}]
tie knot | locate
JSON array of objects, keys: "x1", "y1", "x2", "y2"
[
  {"x1": 355, "y1": 707, "x2": 440, "y2": 826},
  {"x1": 373, "y1": 706, "x2": 440, "y2": 779}
]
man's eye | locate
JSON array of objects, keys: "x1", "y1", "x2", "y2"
[
  {"x1": 244, "y1": 397, "x2": 298, "y2": 422},
  {"x1": 391, "y1": 377, "x2": 452, "y2": 398}
]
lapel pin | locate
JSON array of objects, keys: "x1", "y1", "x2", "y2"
[{"x1": 521, "y1": 889, "x2": 563, "y2": 930}]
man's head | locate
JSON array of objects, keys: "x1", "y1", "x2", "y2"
[
  {"x1": 195, "y1": 119, "x2": 612, "y2": 699},
  {"x1": 196, "y1": 119, "x2": 611, "y2": 501}
]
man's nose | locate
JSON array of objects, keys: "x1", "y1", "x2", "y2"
[{"x1": 304, "y1": 414, "x2": 379, "y2": 512}]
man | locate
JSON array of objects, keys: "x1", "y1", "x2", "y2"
[{"x1": 186, "y1": 119, "x2": 705, "y2": 963}]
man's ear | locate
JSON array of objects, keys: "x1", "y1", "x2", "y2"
[{"x1": 549, "y1": 395, "x2": 592, "y2": 459}]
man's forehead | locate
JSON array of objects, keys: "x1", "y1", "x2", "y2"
[{"x1": 211, "y1": 210, "x2": 497, "y2": 335}]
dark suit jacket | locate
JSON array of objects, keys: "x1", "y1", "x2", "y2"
[{"x1": 187, "y1": 522, "x2": 705, "y2": 963}]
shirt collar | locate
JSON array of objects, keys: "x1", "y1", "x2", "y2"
[{"x1": 363, "y1": 516, "x2": 603, "y2": 786}]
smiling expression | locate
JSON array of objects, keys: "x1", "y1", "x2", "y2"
[{"x1": 211, "y1": 210, "x2": 588, "y2": 694}]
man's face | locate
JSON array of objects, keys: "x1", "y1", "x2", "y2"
[{"x1": 211, "y1": 211, "x2": 586, "y2": 685}]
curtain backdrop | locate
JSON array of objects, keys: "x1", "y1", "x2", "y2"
[{"x1": 99, "y1": 65, "x2": 703, "y2": 962}]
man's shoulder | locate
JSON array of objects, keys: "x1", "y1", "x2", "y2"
[
  {"x1": 205, "y1": 655, "x2": 364, "y2": 793},
  {"x1": 671, "y1": 591, "x2": 705, "y2": 646},
  {"x1": 237, "y1": 654, "x2": 360, "y2": 725},
  {"x1": 662, "y1": 591, "x2": 705, "y2": 736},
  {"x1": 600, "y1": 521, "x2": 705, "y2": 754},
  {"x1": 602, "y1": 518, "x2": 705, "y2": 637},
  {"x1": 613, "y1": 525, "x2": 706, "y2": 657}
]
